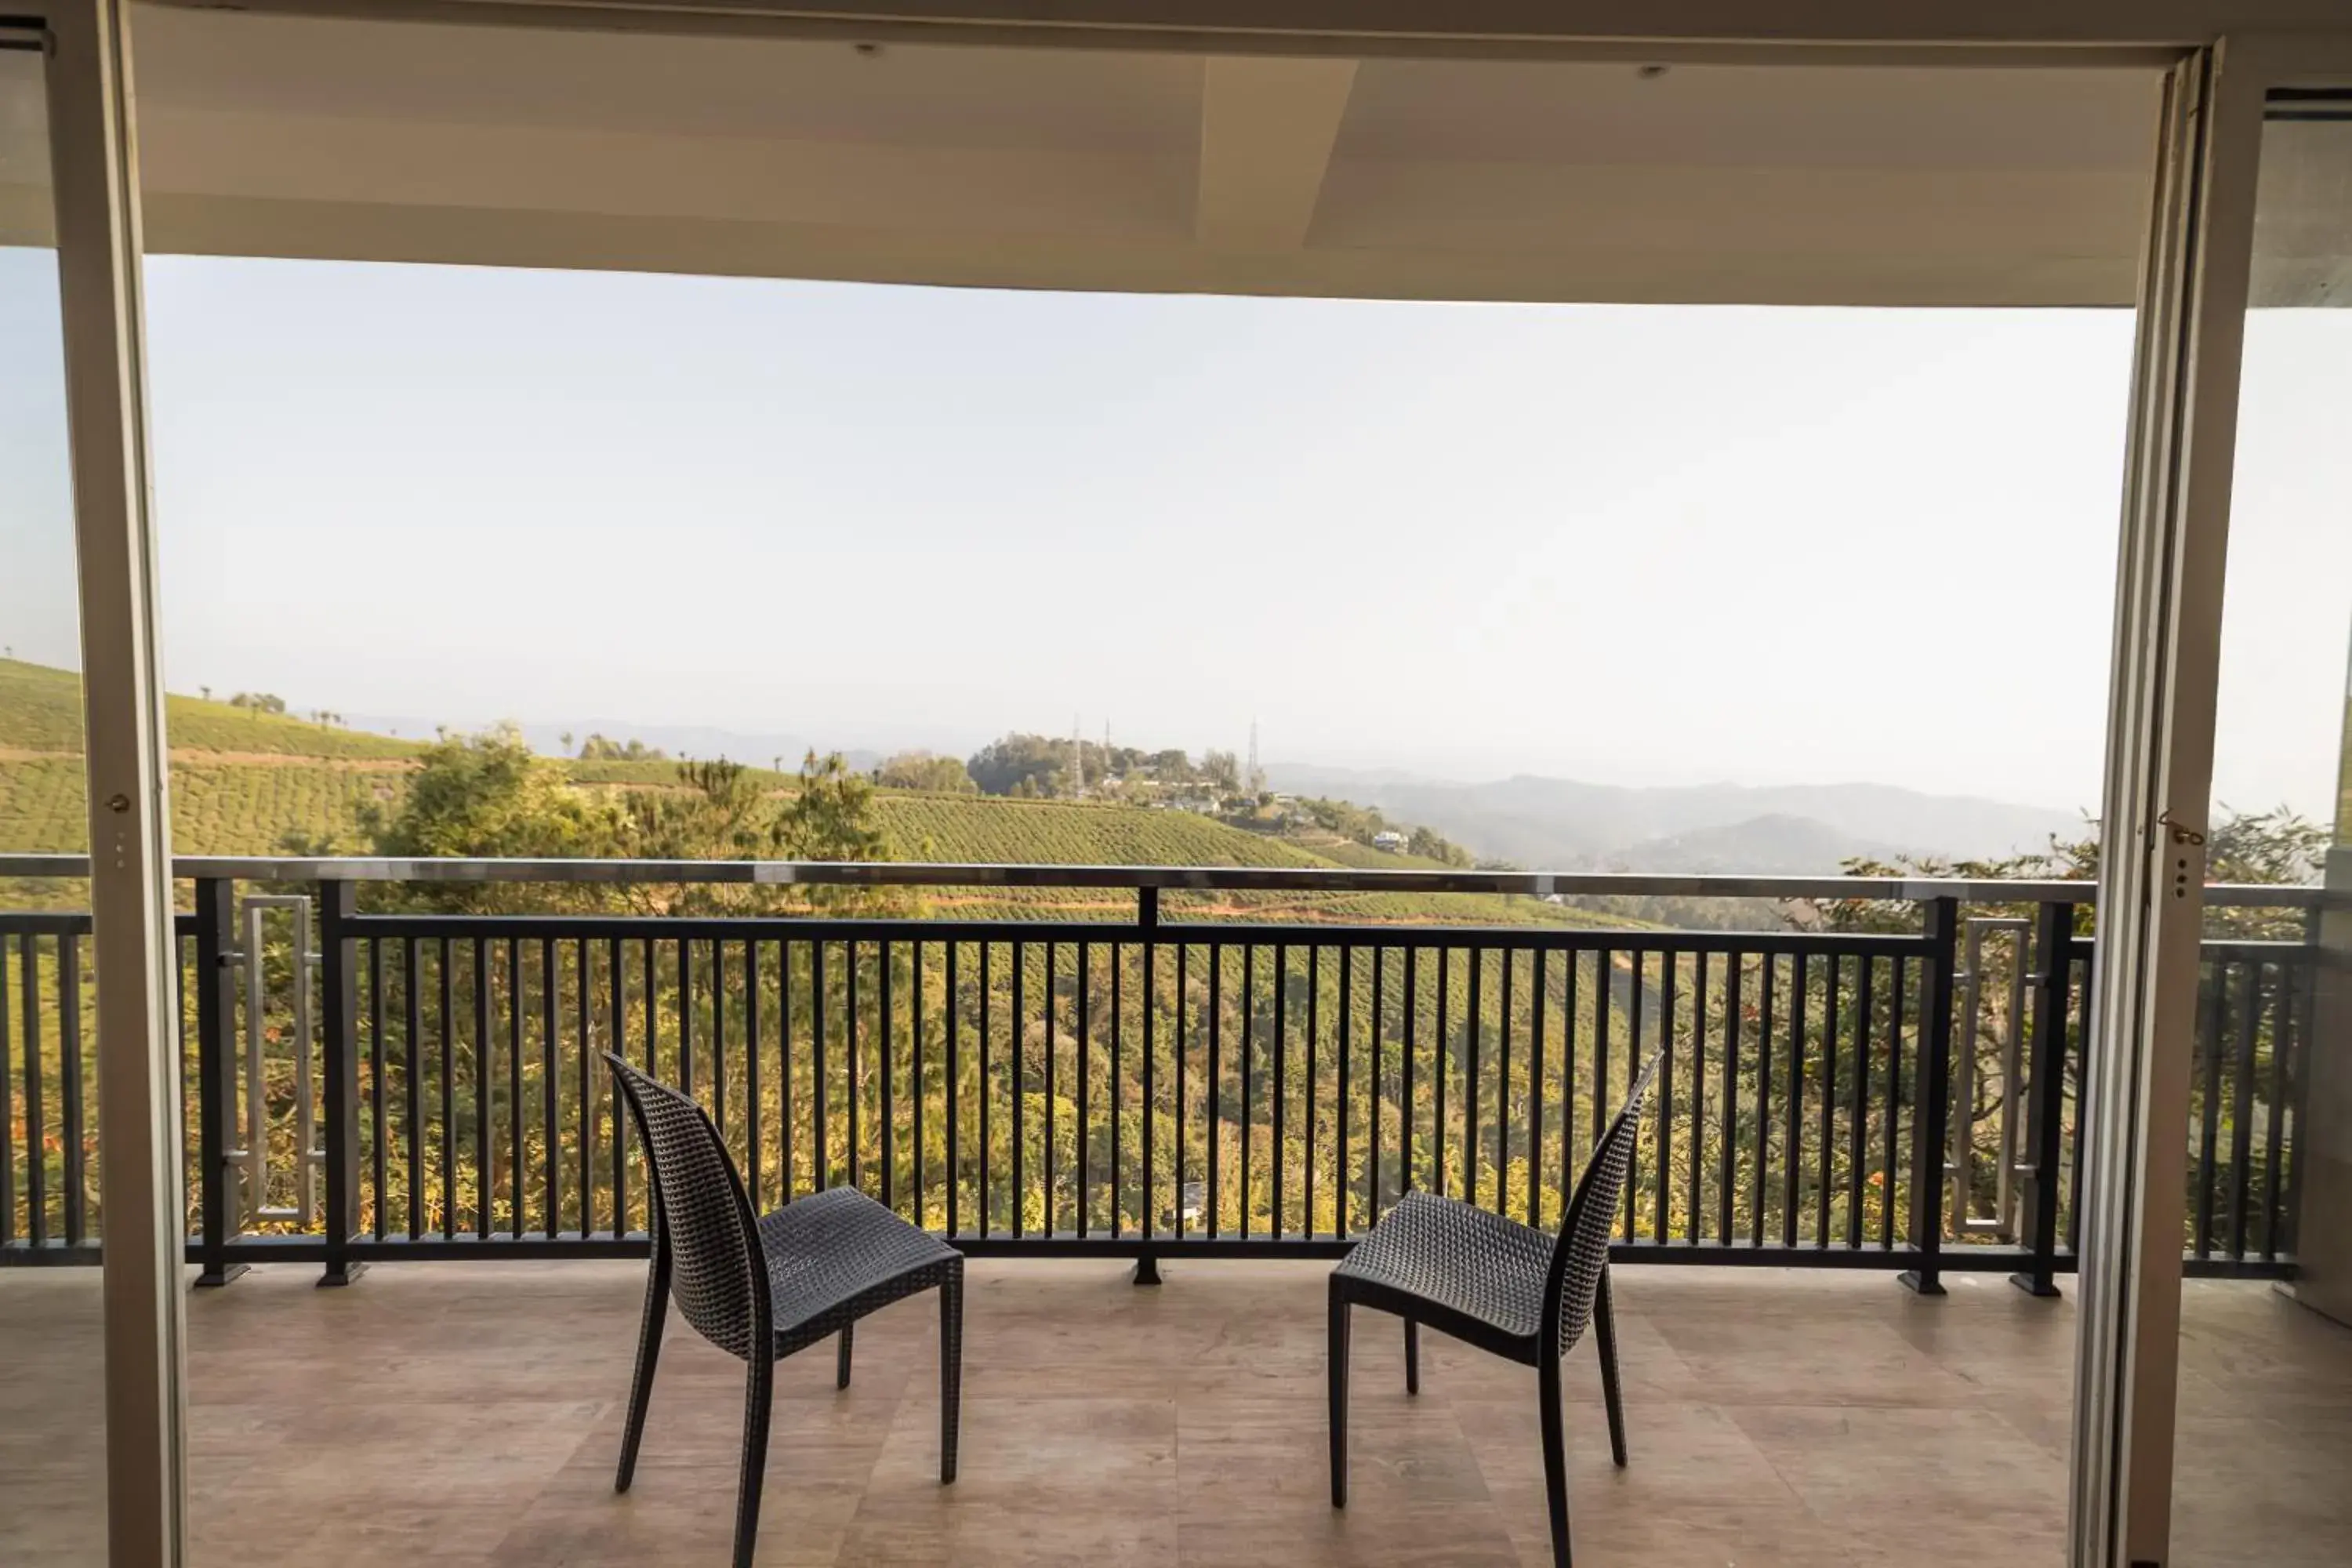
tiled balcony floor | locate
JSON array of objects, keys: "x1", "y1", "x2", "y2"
[{"x1": 4, "y1": 1260, "x2": 2347, "y2": 1566}]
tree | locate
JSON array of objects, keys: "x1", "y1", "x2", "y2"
[
  {"x1": 358, "y1": 725, "x2": 628, "y2": 911},
  {"x1": 1409, "y1": 826, "x2": 1473, "y2": 867},
  {"x1": 1202, "y1": 750, "x2": 1240, "y2": 793},
  {"x1": 876, "y1": 750, "x2": 977, "y2": 793},
  {"x1": 577, "y1": 733, "x2": 666, "y2": 761},
  {"x1": 967, "y1": 733, "x2": 1072, "y2": 796},
  {"x1": 230, "y1": 691, "x2": 286, "y2": 715},
  {"x1": 777, "y1": 750, "x2": 889, "y2": 862}
]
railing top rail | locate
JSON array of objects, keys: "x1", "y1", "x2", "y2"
[{"x1": 0, "y1": 852, "x2": 2325, "y2": 908}]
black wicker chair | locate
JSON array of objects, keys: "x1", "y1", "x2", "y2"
[
  {"x1": 1328, "y1": 1051, "x2": 1662, "y2": 1568},
  {"x1": 604, "y1": 1054, "x2": 964, "y2": 1568}
]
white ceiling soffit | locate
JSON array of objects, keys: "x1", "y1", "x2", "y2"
[{"x1": 8, "y1": 6, "x2": 2188, "y2": 306}]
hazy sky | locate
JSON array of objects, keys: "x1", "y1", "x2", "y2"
[{"x1": 2, "y1": 252, "x2": 2347, "y2": 820}]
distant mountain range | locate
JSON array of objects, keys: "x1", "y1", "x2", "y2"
[
  {"x1": 1265, "y1": 765, "x2": 2085, "y2": 873},
  {"x1": 337, "y1": 703, "x2": 2081, "y2": 875}
]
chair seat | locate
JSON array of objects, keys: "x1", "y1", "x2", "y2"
[
  {"x1": 756, "y1": 1186, "x2": 960, "y2": 1356},
  {"x1": 1334, "y1": 1190, "x2": 1555, "y2": 1356}
]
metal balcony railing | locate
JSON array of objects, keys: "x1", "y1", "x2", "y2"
[{"x1": 0, "y1": 855, "x2": 2322, "y2": 1293}]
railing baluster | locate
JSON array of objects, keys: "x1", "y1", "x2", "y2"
[
  {"x1": 2227, "y1": 960, "x2": 2260, "y2": 1262},
  {"x1": 945, "y1": 939, "x2": 960, "y2": 1236},
  {"x1": 1208, "y1": 943, "x2": 1221, "y2": 1237},
  {"x1": 2014, "y1": 905, "x2": 2071, "y2": 1294},
  {"x1": 975, "y1": 942, "x2": 987, "y2": 1230},
  {"x1": 1116, "y1": 941, "x2": 1130, "y2": 1236},
  {"x1": 1077, "y1": 941, "x2": 1091, "y2": 1239},
  {"x1": 1308, "y1": 944, "x2": 1321, "y2": 1237},
  {"x1": 59, "y1": 931, "x2": 84, "y2": 1247},
  {"x1": 1370, "y1": 946, "x2": 1385, "y2": 1226},
  {"x1": 607, "y1": 937, "x2": 624, "y2": 1235},
  {"x1": 1592, "y1": 948, "x2": 1611, "y2": 1182},
  {"x1": 24, "y1": 933, "x2": 45, "y2": 1247},
  {"x1": 1402, "y1": 946, "x2": 1417, "y2": 1196},
  {"x1": 1847, "y1": 956, "x2": 1871, "y2": 1250},
  {"x1": 507, "y1": 936, "x2": 523, "y2": 1240},
  {"x1": 1337, "y1": 944, "x2": 1352, "y2": 1237},
  {"x1": 1167, "y1": 940, "x2": 1185, "y2": 1241},
  {"x1": 2195, "y1": 958, "x2": 2223, "y2": 1257},
  {"x1": 883, "y1": 937, "x2": 898, "y2": 1216},
  {"x1": 1273, "y1": 942, "x2": 1288, "y2": 1236},
  {"x1": 1655, "y1": 950, "x2": 1674, "y2": 1243},
  {"x1": 1625, "y1": 950, "x2": 1643, "y2": 1238},
  {"x1": 368, "y1": 930, "x2": 385, "y2": 1243},
  {"x1": 677, "y1": 936, "x2": 693, "y2": 1098},
  {"x1": 1688, "y1": 951, "x2": 1706, "y2": 1245},
  {"x1": 746, "y1": 939, "x2": 762, "y2": 1214},
  {"x1": 713, "y1": 939, "x2": 728, "y2": 1167},
  {"x1": 0, "y1": 931, "x2": 13, "y2": 1250},
  {"x1": 1753, "y1": 954, "x2": 1774, "y2": 1248},
  {"x1": 1902, "y1": 898, "x2": 1958, "y2": 1295},
  {"x1": 542, "y1": 938, "x2": 558, "y2": 1237},
  {"x1": 473, "y1": 935, "x2": 492, "y2": 1241},
  {"x1": 814, "y1": 939, "x2": 831, "y2": 1194},
  {"x1": 911, "y1": 940, "x2": 924, "y2": 1228},
  {"x1": 2264, "y1": 955, "x2": 2293, "y2": 1261},
  {"x1": 1243, "y1": 944, "x2": 1255, "y2": 1240},
  {"x1": 1141, "y1": 933, "x2": 1157, "y2": 1247},
  {"x1": 1041, "y1": 941, "x2": 1054, "y2": 1234},
  {"x1": 1436, "y1": 946, "x2": 1450, "y2": 1200},
  {"x1": 1151, "y1": 942, "x2": 1162, "y2": 1241},
  {"x1": 1718, "y1": 952, "x2": 1737, "y2": 1246},
  {"x1": 1817, "y1": 953, "x2": 1836, "y2": 1247},
  {"x1": 848, "y1": 940, "x2": 863, "y2": 1192},
  {"x1": 1783, "y1": 952, "x2": 1806, "y2": 1248},
  {"x1": 193, "y1": 883, "x2": 241, "y2": 1281},
  {"x1": 1011, "y1": 940, "x2": 1025, "y2": 1237},
  {"x1": 1466, "y1": 946, "x2": 1482, "y2": 1210},
  {"x1": 781, "y1": 938, "x2": 797, "y2": 1206},
  {"x1": 1495, "y1": 946, "x2": 1511, "y2": 1217},
  {"x1": 1884, "y1": 954, "x2": 1906, "y2": 1251},
  {"x1": 1561, "y1": 948, "x2": 1579, "y2": 1229}
]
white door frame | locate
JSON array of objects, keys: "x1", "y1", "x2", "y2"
[
  {"x1": 2074, "y1": 29, "x2": 2352, "y2": 1568},
  {"x1": 14, "y1": 5, "x2": 186, "y2": 1567},
  {"x1": 21, "y1": 5, "x2": 2349, "y2": 1566}
]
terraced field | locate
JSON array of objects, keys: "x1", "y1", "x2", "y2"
[
  {"x1": 0, "y1": 657, "x2": 420, "y2": 759},
  {"x1": 0, "y1": 657, "x2": 1639, "y2": 930},
  {"x1": 876, "y1": 794, "x2": 1329, "y2": 869}
]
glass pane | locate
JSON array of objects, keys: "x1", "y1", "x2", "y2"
[
  {"x1": 2169, "y1": 92, "x2": 2352, "y2": 1567},
  {"x1": 0, "y1": 37, "x2": 109, "y2": 1568}
]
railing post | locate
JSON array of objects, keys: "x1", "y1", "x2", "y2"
[
  {"x1": 193, "y1": 877, "x2": 245, "y2": 1287},
  {"x1": 318, "y1": 880, "x2": 364, "y2": 1287},
  {"x1": 1901, "y1": 895, "x2": 1958, "y2": 1296},
  {"x1": 2010, "y1": 900, "x2": 2073, "y2": 1298}
]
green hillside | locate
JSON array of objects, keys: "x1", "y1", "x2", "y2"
[
  {"x1": 876, "y1": 794, "x2": 1330, "y2": 869},
  {"x1": 0, "y1": 658, "x2": 1635, "y2": 928},
  {"x1": 0, "y1": 657, "x2": 421, "y2": 759}
]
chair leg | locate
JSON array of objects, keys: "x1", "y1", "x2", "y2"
[
  {"x1": 615, "y1": 1239, "x2": 670, "y2": 1493},
  {"x1": 1538, "y1": 1351, "x2": 1573, "y2": 1568},
  {"x1": 837, "y1": 1323, "x2": 854, "y2": 1390},
  {"x1": 1328, "y1": 1291, "x2": 1351, "y2": 1508},
  {"x1": 1404, "y1": 1317, "x2": 1420, "y2": 1396},
  {"x1": 1594, "y1": 1267, "x2": 1628, "y2": 1468},
  {"x1": 732, "y1": 1357, "x2": 774, "y2": 1568},
  {"x1": 939, "y1": 1264, "x2": 964, "y2": 1485}
]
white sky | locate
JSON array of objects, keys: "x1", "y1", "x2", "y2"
[{"x1": 2, "y1": 253, "x2": 2347, "y2": 821}]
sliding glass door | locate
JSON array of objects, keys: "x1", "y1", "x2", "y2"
[{"x1": 2, "y1": 5, "x2": 183, "y2": 1566}]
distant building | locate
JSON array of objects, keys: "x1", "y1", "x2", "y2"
[{"x1": 1372, "y1": 830, "x2": 1407, "y2": 852}]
